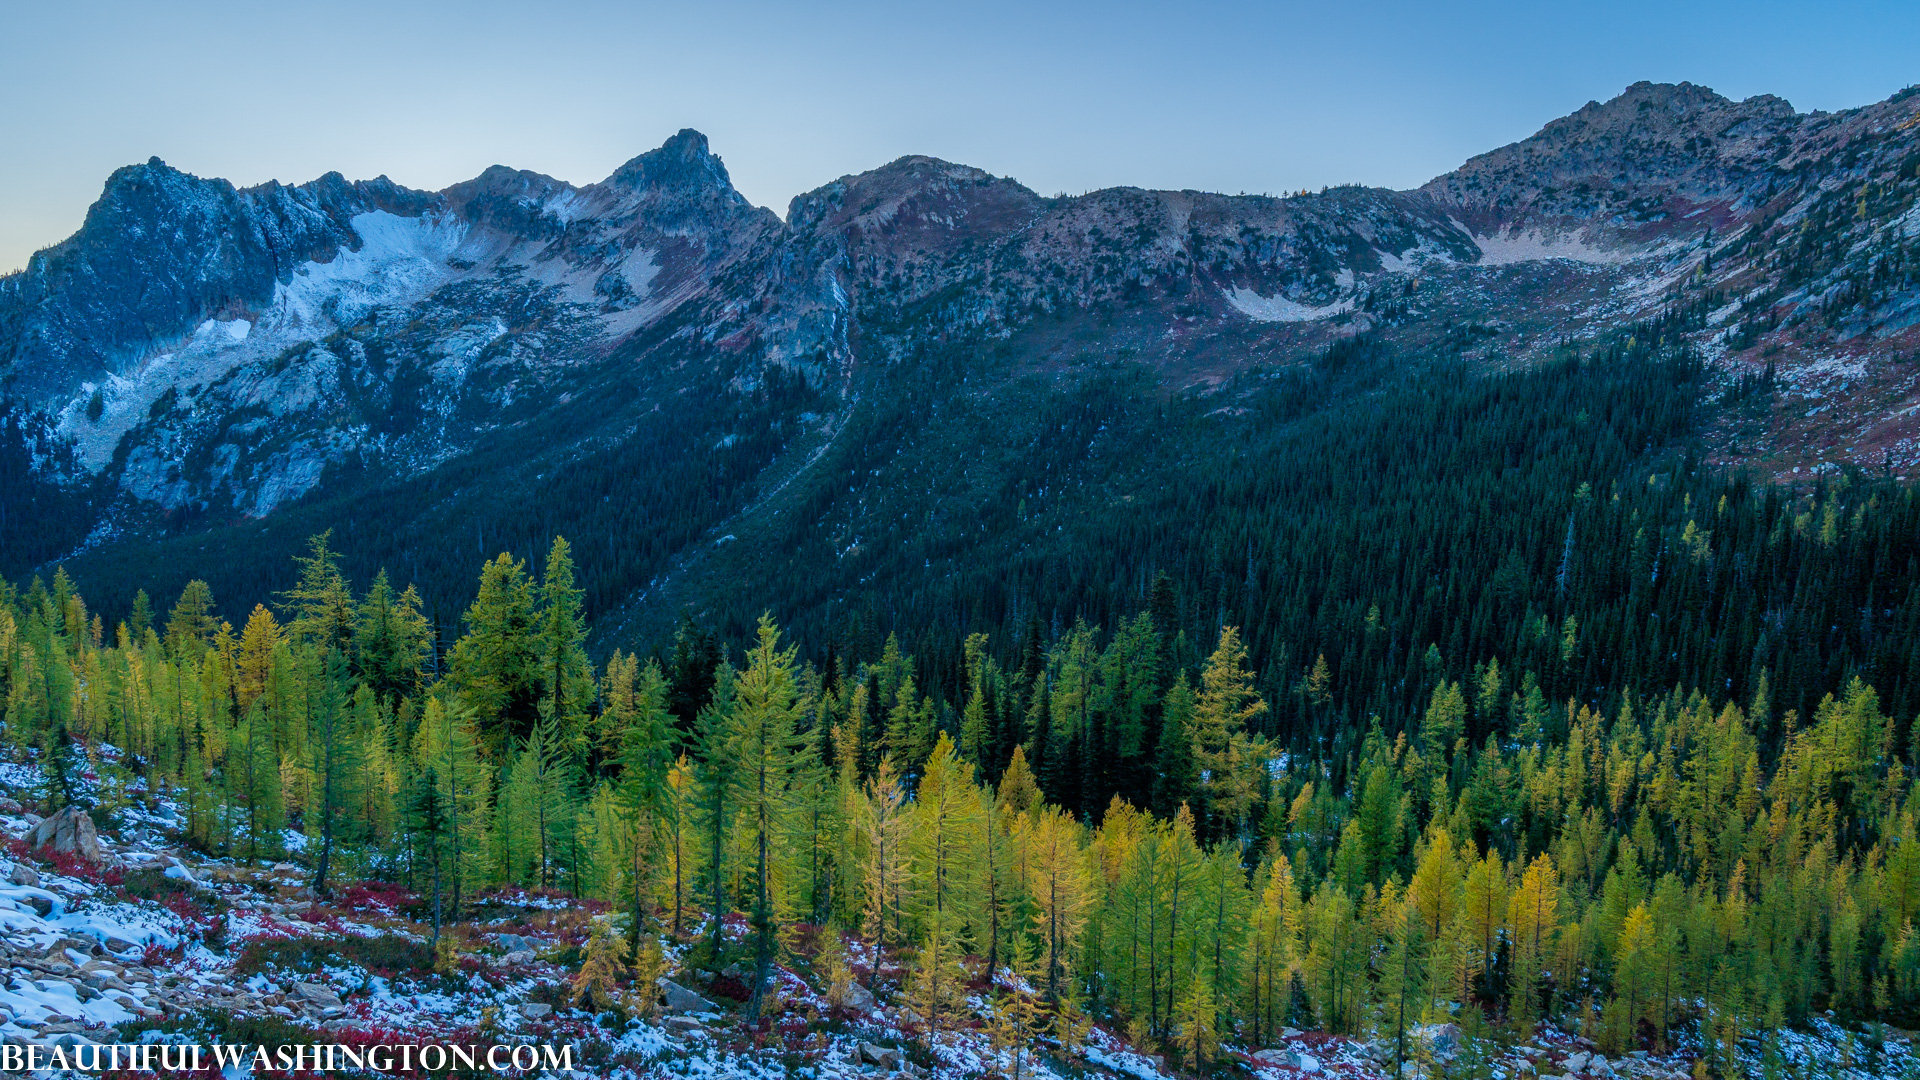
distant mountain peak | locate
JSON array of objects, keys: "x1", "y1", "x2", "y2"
[{"x1": 603, "y1": 128, "x2": 738, "y2": 197}]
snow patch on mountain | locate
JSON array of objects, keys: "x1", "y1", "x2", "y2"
[
  {"x1": 262, "y1": 211, "x2": 469, "y2": 334},
  {"x1": 1471, "y1": 226, "x2": 1629, "y2": 266},
  {"x1": 55, "y1": 213, "x2": 471, "y2": 474},
  {"x1": 1224, "y1": 287, "x2": 1354, "y2": 323}
]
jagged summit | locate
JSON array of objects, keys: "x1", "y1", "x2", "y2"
[{"x1": 603, "y1": 128, "x2": 740, "y2": 198}]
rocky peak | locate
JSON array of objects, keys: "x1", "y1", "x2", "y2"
[
  {"x1": 788, "y1": 155, "x2": 1046, "y2": 271},
  {"x1": 441, "y1": 165, "x2": 578, "y2": 239},
  {"x1": 602, "y1": 129, "x2": 742, "y2": 203},
  {"x1": 1423, "y1": 81, "x2": 1806, "y2": 228}
]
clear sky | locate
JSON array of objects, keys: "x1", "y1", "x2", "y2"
[{"x1": 3, "y1": 0, "x2": 1915, "y2": 272}]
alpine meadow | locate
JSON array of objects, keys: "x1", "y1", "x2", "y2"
[{"x1": 6, "y1": 77, "x2": 1920, "y2": 1079}]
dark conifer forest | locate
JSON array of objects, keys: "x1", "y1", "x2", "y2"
[{"x1": 10, "y1": 306, "x2": 1920, "y2": 1075}]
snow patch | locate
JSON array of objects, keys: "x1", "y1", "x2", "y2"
[
  {"x1": 1224, "y1": 287, "x2": 1353, "y2": 323},
  {"x1": 261, "y1": 211, "x2": 470, "y2": 335},
  {"x1": 1472, "y1": 226, "x2": 1630, "y2": 266}
]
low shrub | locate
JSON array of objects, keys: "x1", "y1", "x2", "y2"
[{"x1": 233, "y1": 935, "x2": 434, "y2": 979}]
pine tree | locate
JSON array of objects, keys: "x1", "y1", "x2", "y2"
[
  {"x1": 1245, "y1": 849, "x2": 1298, "y2": 1045},
  {"x1": 1154, "y1": 672, "x2": 1198, "y2": 818},
  {"x1": 355, "y1": 571, "x2": 431, "y2": 705},
  {"x1": 1173, "y1": 973, "x2": 1219, "y2": 1071},
  {"x1": 862, "y1": 756, "x2": 913, "y2": 972},
  {"x1": 906, "y1": 911, "x2": 966, "y2": 1050},
  {"x1": 165, "y1": 580, "x2": 217, "y2": 661},
  {"x1": 1508, "y1": 853, "x2": 1561, "y2": 1026},
  {"x1": 280, "y1": 531, "x2": 357, "y2": 654},
  {"x1": 447, "y1": 554, "x2": 540, "y2": 755},
  {"x1": 1022, "y1": 803, "x2": 1091, "y2": 1002},
  {"x1": 615, "y1": 657, "x2": 677, "y2": 949},
  {"x1": 728, "y1": 615, "x2": 809, "y2": 1015},
  {"x1": 987, "y1": 938, "x2": 1045, "y2": 1080},
  {"x1": 307, "y1": 650, "x2": 363, "y2": 895},
  {"x1": 692, "y1": 664, "x2": 739, "y2": 955},
  {"x1": 535, "y1": 538, "x2": 593, "y2": 741},
  {"x1": 404, "y1": 766, "x2": 447, "y2": 945},
  {"x1": 1190, "y1": 629, "x2": 1269, "y2": 840},
  {"x1": 908, "y1": 732, "x2": 982, "y2": 938},
  {"x1": 572, "y1": 916, "x2": 630, "y2": 1013},
  {"x1": 228, "y1": 699, "x2": 284, "y2": 862},
  {"x1": 413, "y1": 696, "x2": 492, "y2": 918}
]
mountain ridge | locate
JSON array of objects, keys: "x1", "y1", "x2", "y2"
[{"x1": 3, "y1": 80, "x2": 1918, "y2": 650}]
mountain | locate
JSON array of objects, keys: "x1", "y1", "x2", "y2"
[{"x1": 3, "y1": 83, "x2": 1919, "y2": 650}]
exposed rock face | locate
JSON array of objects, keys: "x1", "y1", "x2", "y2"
[
  {"x1": 28, "y1": 807, "x2": 103, "y2": 863},
  {"x1": 657, "y1": 978, "x2": 716, "y2": 1015},
  {"x1": 3, "y1": 84, "x2": 1919, "y2": 638}
]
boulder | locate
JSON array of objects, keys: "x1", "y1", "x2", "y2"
[
  {"x1": 503, "y1": 950, "x2": 536, "y2": 965},
  {"x1": 843, "y1": 982, "x2": 877, "y2": 1011},
  {"x1": 28, "y1": 807, "x2": 104, "y2": 863},
  {"x1": 1565, "y1": 1051, "x2": 1591, "y2": 1073},
  {"x1": 7, "y1": 864, "x2": 39, "y2": 888},
  {"x1": 290, "y1": 983, "x2": 342, "y2": 1009},
  {"x1": 658, "y1": 978, "x2": 717, "y2": 1015},
  {"x1": 859, "y1": 1042, "x2": 902, "y2": 1068},
  {"x1": 494, "y1": 933, "x2": 541, "y2": 953},
  {"x1": 518, "y1": 1002, "x2": 552, "y2": 1019},
  {"x1": 1418, "y1": 1022, "x2": 1461, "y2": 1059}
]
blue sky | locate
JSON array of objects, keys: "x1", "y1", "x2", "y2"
[{"x1": 2, "y1": 0, "x2": 1915, "y2": 271}]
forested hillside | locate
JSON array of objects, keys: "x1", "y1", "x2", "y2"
[
  {"x1": 7, "y1": 82, "x2": 1920, "y2": 675},
  {"x1": 5, "y1": 77, "x2": 1920, "y2": 1078},
  {"x1": 9, "y1": 456, "x2": 1920, "y2": 1074}
]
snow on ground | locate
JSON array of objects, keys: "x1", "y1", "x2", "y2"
[
  {"x1": 1472, "y1": 225, "x2": 1631, "y2": 266},
  {"x1": 1224, "y1": 287, "x2": 1355, "y2": 323},
  {"x1": 0, "y1": 751, "x2": 1901, "y2": 1078}
]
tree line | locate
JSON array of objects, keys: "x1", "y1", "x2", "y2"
[{"x1": 5, "y1": 529, "x2": 1920, "y2": 1076}]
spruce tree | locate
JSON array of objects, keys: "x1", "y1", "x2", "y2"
[{"x1": 728, "y1": 615, "x2": 809, "y2": 1016}]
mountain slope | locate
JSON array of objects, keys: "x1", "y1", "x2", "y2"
[{"x1": 3, "y1": 83, "x2": 1918, "y2": 650}]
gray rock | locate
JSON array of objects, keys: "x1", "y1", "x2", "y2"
[
  {"x1": 503, "y1": 950, "x2": 536, "y2": 965},
  {"x1": 859, "y1": 1042, "x2": 901, "y2": 1068},
  {"x1": 1253, "y1": 1048, "x2": 1323, "y2": 1073},
  {"x1": 518, "y1": 1002, "x2": 552, "y2": 1019},
  {"x1": 1419, "y1": 1022, "x2": 1461, "y2": 1059},
  {"x1": 493, "y1": 933, "x2": 541, "y2": 953},
  {"x1": 28, "y1": 808, "x2": 104, "y2": 863},
  {"x1": 7, "y1": 864, "x2": 39, "y2": 888},
  {"x1": 290, "y1": 982, "x2": 342, "y2": 1009},
  {"x1": 843, "y1": 982, "x2": 877, "y2": 1011},
  {"x1": 657, "y1": 978, "x2": 717, "y2": 1015}
]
